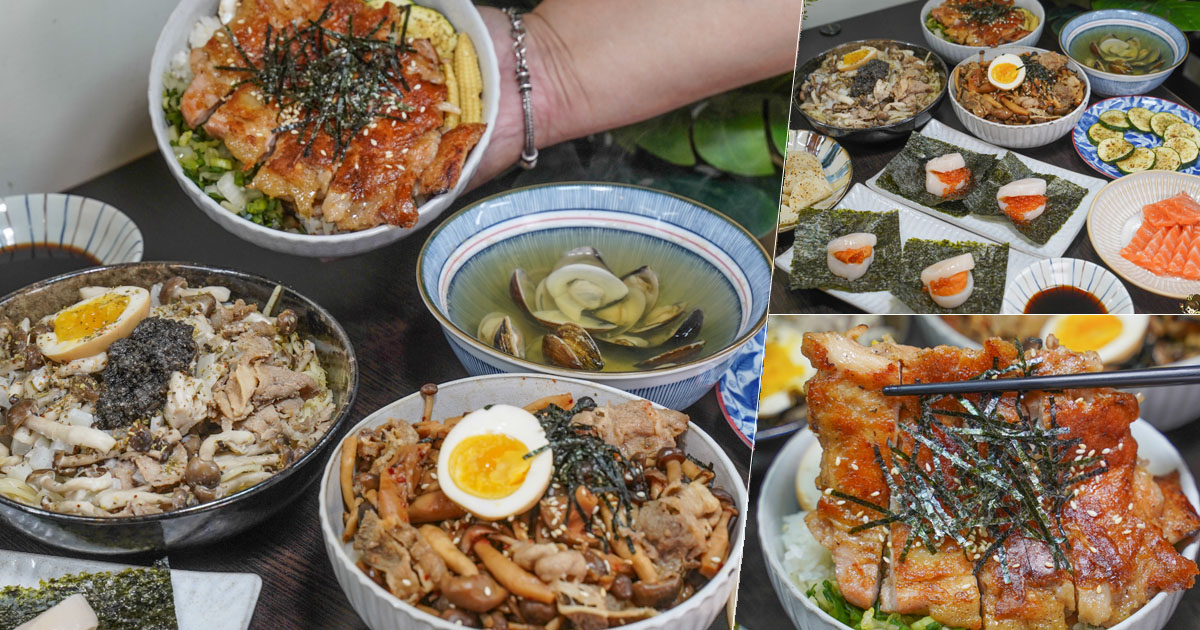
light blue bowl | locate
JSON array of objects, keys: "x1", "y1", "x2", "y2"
[
  {"x1": 1060, "y1": 9, "x2": 1188, "y2": 96},
  {"x1": 417, "y1": 183, "x2": 771, "y2": 410}
]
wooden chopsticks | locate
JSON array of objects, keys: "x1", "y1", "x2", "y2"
[{"x1": 881, "y1": 364, "x2": 1200, "y2": 396}]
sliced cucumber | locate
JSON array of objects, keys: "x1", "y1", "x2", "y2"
[
  {"x1": 1099, "y1": 109, "x2": 1132, "y2": 132},
  {"x1": 1164, "y1": 122, "x2": 1200, "y2": 143},
  {"x1": 1097, "y1": 137, "x2": 1135, "y2": 163},
  {"x1": 1152, "y1": 146, "x2": 1183, "y2": 171},
  {"x1": 1165, "y1": 137, "x2": 1199, "y2": 167},
  {"x1": 1151, "y1": 111, "x2": 1185, "y2": 138},
  {"x1": 1128, "y1": 107, "x2": 1155, "y2": 133},
  {"x1": 1117, "y1": 147, "x2": 1157, "y2": 174},
  {"x1": 1087, "y1": 122, "x2": 1124, "y2": 145}
]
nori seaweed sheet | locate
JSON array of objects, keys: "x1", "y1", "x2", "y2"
[
  {"x1": 0, "y1": 559, "x2": 177, "y2": 630},
  {"x1": 877, "y1": 134, "x2": 998, "y2": 214},
  {"x1": 892, "y1": 238, "x2": 1009, "y2": 314},
  {"x1": 963, "y1": 152, "x2": 1088, "y2": 245},
  {"x1": 789, "y1": 207, "x2": 901, "y2": 292}
]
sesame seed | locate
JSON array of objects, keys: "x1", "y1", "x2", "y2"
[
  {"x1": 824, "y1": 488, "x2": 833, "y2": 495},
  {"x1": 870, "y1": 491, "x2": 880, "y2": 497},
  {"x1": 850, "y1": 462, "x2": 859, "y2": 471},
  {"x1": 836, "y1": 500, "x2": 846, "y2": 506},
  {"x1": 385, "y1": 151, "x2": 393, "y2": 158},
  {"x1": 835, "y1": 456, "x2": 843, "y2": 465},
  {"x1": 401, "y1": 578, "x2": 412, "y2": 587},
  {"x1": 1113, "y1": 515, "x2": 1122, "y2": 524},
  {"x1": 370, "y1": 139, "x2": 378, "y2": 146},
  {"x1": 1086, "y1": 510, "x2": 1099, "y2": 517},
  {"x1": 1122, "y1": 529, "x2": 1132, "y2": 535},
  {"x1": 1044, "y1": 561, "x2": 1054, "y2": 569},
  {"x1": 710, "y1": 556, "x2": 722, "y2": 563}
]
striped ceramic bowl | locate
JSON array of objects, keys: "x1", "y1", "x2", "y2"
[
  {"x1": 319, "y1": 374, "x2": 746, "y2": 630},
  {"x1": 1002, "y1": 257, "x2": 1134, "y2": 314},
  {"x1": 1060, "y1": 9, "x2": 1189, "y2": 97},
  {"x1": 0, "y1": 194, "x2": 143, "y2": 285},
  {"x1": 417, "y1": 183, "x2": 772, "y2": 410},
  {"x1": 760, "y1": 422, "x2": 1198, "y2": 630},
  {"x1": 778, "y1": 130, "x2": 852, "y2": 232}
]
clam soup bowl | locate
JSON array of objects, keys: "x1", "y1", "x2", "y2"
[
  {"x1": 0, "y1": 262, "x2": 358, "y2": 554},
  {"x1": 1059, "y1": 9, "x2": 1188, "y2": 97}
]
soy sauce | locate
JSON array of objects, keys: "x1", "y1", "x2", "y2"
[
  {"x1": 1024, "y1": 286, "x2": 1107, "y2": 314},
  {"x1": 1, "y1": 244, "x2": 100, "y2": 296}
]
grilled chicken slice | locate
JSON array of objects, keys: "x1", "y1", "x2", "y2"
[
  {"x1": 251, "y1": 125, "x2": 338, "y2": 217},
  {"x1": 418, "y1": 122, "x2": 486, "y2": 196},
  {"x1": 202, "y1": 84, "x2": 280, "y2": 168},
  {"x1": 977, "y1": 534, "x2": 1076, "y2": 630},
  {"x1": 801, "y1": 326, "x2": 903, "y2": 609},
  {"x1": 880, "y1": 526, "x2": 981, "y2": 630},
  {"x1": 1147, "y1": 471, "x2": 1200, "y2": 544}
]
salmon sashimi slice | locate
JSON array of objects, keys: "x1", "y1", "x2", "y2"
[
  {"x1": 1120, "y1": 191, "x2": 1200, "y2": 279},
  {"x1": 801, "y1": 327, "x2": 905, "y2": 609},
  {"x1": 1142, "y1": 191, "x2": 1200, "y2": 228},
  {"x1": 250, "y1": 125, "x2": 338, "y2": 217}
]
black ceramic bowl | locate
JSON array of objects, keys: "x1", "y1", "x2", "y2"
[
  {"x1": 793, "y1": 38, "x2": 949, "y2": 143},
  {"x1": 0, "y1": 262, "x2": 358, "y2": 554}
]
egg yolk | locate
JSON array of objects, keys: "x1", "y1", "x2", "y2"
[
  {"x1": 448, "y1": 433, "x2": 532, "y2": 499},
  {"x1": 1053, "y1": 315, "x2": 1122, "y2": 353},
  {"x1": 761, "y1": 341, "x2": 803, "y2": 400},
  {"x1": 53, "y1": 294, "x2": 130, "y2": 342},
  {"x1": 841, "y1": 49, "x2": 871, "y2": 66},
  {"x1": 991, "y1": 62, "x2": 1022, "y2": 85}
]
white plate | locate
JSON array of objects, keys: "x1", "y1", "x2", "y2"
[
  {"x1": 866, "y1": 119, "x2": 1106, "y2": 257},
  {"x1": 761, "y1": 419, "x2": 1199, "y2": 630},
  {"x1": 0, "y1": 551, "x2": 261, "y2": 630},
  {"x1": 1087, "y1": 170, "x2": 1200, "y2": 299},
  {"x1": 776, "y1": 183, "x2": 1040, "y2": 313}
]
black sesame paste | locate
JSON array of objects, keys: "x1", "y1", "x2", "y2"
[
  {"x1": 95, "y1": 318, "x2": 196, "y2": 430},
  {"x1": 850, "y1": 58, "x2": 891, "y2": 98}
]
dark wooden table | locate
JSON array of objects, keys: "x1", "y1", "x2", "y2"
[
  {"x1": 0, "y1": 153, "x2": 753, "y2": 629},
  {"x1": 737, "y1": 317, "x2": 1200, "y2": 630},
  {"x1": 771, "y1": 0, "x2": 1197, "y2": 315}
]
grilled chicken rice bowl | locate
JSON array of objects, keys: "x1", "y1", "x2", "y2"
[{"x1": 0, "y1": 277, "x2": 335, "y2": 517}]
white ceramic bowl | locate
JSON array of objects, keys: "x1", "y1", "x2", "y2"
[
  {"x1": 948, "y1": 46, "x2": 1091, "y2": 149},
  {"x1": 918, "y1": 315, "x2": 1200, "y2": 431},
  {"x1": 417, "y1": 183, "x2": 772, "y2": 411},
  {"x1": 0, "y1": 193, "x2": 142, "y2": 272},
  {"x1": 1002, "y1": 257, "x2": 1134, "y2": 314},
  {"x1": 1087, "y1": 171, "x2": 1200, "y2": 300},
  {"x1": 318, "y1": 373, "x2": 747, "y2": 630},
  {"x1": 760, "y1": 423, "x2": 1199, "y2": 630},
  {"x1": 147, "y1": 0, "x2": 499, "y2": 258},
  {"x1": 919, "y1": 0, "x2": 1045, "y2": 64}
]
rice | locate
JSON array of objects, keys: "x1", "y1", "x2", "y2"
[
  {"x1": 781, "y1": 510, "x2": 835, "y2": 590},
  {"x1": 189, "y1": 15, "x2": 221, "y2": 49}
]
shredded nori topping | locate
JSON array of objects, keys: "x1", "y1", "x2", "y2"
[
  {"x1": 850, "y1": 59, "x2": 891, "y2": 98},
  {"x1": 892, "y1": 238, "x2": 1008, "y2": 313},
  {"x1": 789, "y1": 207, "x2": 901, "y2": 292},
  {"x1": 96, "y1": 318, "x2": 196, "y2": 430},
  {"x1": 963, "y1": 152, "x2": 1088, "y2": 245},
  {"x1": 0, "y1": 559, "x2": 177, "y2": 629}
]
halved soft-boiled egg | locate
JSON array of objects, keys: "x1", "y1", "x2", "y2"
[
  {"x1": 826, "y1": 233, "x2": 877, "y2": 281},
  {"x1": 921, "y1": 253, "x2": 975, "y2": 309},
  {"x1": 836, "y1": 46, "x2": 879, "y2": 72},
  {"x1": 437, "y1": 404, "x2": 553, "y2": 521},
  {"x1": 759, "y1": 324, "x2": 814, "y2": 418},
  {"x1": 996, "y1": 177, "x2": 1048, "y2": 223},
  {"x1": 1040, "y1": 314, "x2": 1150, "y2": 365},
  {"x1": 35, "y1": 286, "x2": 150, "y2": 363},
  {"x1": 987, "y1": 53, "x2": 1026, "y2": 91},
  {"x1": 925, "y1": 153, "x2": 972, "y2": 198}
]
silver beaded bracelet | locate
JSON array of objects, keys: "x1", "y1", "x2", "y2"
[{"x1": 503, "y1": 7, "x2": 538, "y2": 169}]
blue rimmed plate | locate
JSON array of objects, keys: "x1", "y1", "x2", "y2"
[
  {"x1": 1072, "y1": 95, "x2": 1200, "y2": 179},
  {"x1": 1002, "y1": 257, "x2": 1134, "y2": 313},
  {"x1": 715, "y1": 326, "x2": 765, "y2": 446},
  {"x1": 779, "y1": 130, "x2": 853, "y2": 232}
]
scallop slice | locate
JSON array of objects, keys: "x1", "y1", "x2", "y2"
[
  {"x1": 924, "y1": 153, "x2": 970, "y2": 198},
  {"x1": 826, "y1": 232, "x2": 878, "y2": 281},
  {"x1": 920, "y1": 253, "x2": 976, "y2": 309},
  {"x1": 996, "y1": 177, "x2": 1048, "y2": 222}
]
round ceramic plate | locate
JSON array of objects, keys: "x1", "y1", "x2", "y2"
[
  {"x1": 1002, "y1": 257, "x2": 1134, "y2": 314},
  {"x1": 1087, "y1": 170, "x2": 1200, "y2": 299},
  {"x1": 778, "y1": 130, "x2": 852, "y2": 232},
  {"x1": 715, "y1": 326, "x2": 765, "y2": 446},
  {"x1": 1072, "y1": 96, "x2": 1200, "y2": 179}
]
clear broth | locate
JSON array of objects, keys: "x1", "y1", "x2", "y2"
[
  {"x1": 1068, "y1": 26, "x2": 1173, "y2": 76},
  {"x1": 447, "y1": 230, "x2": 741, "y2": 372},
  {"x1": 1, "y1": 243, "x2": 100, "y2": 296}
]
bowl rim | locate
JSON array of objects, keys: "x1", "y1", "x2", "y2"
[
  {"x1": 317, "y1": 371, "x2": 747, "y2": 630},
  {"x1": 1002, "y1": 256, "x2": 1134, "y2": 314},
  {"x1": 919, "y1": 0, "x2": 1046, "y2": 53},
  {"x1": 1086, "y1": 170, "x2": 1200, "y2": 299},
  {"x1": 1058, "y1": 8, "x2": 1189, "y2": 80},
  {"x1": 948, "y1": 45, "x2": 1093, "y2": 131},
  {"x1": 145, "y1": 0, "x2": 497, "y2": 246},
  {"x1": 0, "y1": 261, "x2": 360, "y2": 525},
  {"x1": 415, "y1": 181, "x2": 772, "y2": 379},
  {"x1": 760, "y1": 421, "x2": 1200, "y2": 630},
  {"x1": 793, "y1": 38, "x2": 950, "y2": 135},
  {"x1": 0, "y1": 193, "x2": 145, "y2": 265}
]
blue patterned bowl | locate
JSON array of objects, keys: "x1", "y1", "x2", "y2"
[
  {"x1": 1073, "y1": 95, "x2": 1200, "y2": 179},
  {"x1": 1002, "y1": 257, "x2": 1134, "y2": 314},
  {"x1": 715, "y1": 326, "x2": 765, "y2": 446},
  {"x1": 779, "y1": 130, "x2": 852, "y2": 232},
  {"x1": 417, "y1": 183, "x2": 772, "y2": 410},
  {"x1": 1060, "y1": 9, "x2": 1188, "y2": 96}
]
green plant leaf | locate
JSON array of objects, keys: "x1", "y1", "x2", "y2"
[
  {"x1": 1092, "y1": 0, "x2": 1200, "y2": 30},
  {"x1": 642, "y1": 174, "x2": 779, "y2": 238},
  {"x1": 767, "y1": 92, "x2": 790, "y2": 157},
  {"x1": 693, "y1": 94, "x2": 776, "y2": 177},
  {"x1": 611, "y1": 109, "x2": 696, "y2": 167}
]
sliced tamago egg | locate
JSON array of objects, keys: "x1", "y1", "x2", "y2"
[{"x1": 35, "y1": 287, "x2": 150, "y2": 363}]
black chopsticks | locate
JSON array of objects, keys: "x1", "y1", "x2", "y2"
[{"x1": 881, "y1": 364, "x2": 1200, "y2": 396}]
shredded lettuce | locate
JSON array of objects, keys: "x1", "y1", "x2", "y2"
[{"x1": 806, "y1": 580, "x2": 965, "y2": 630}]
